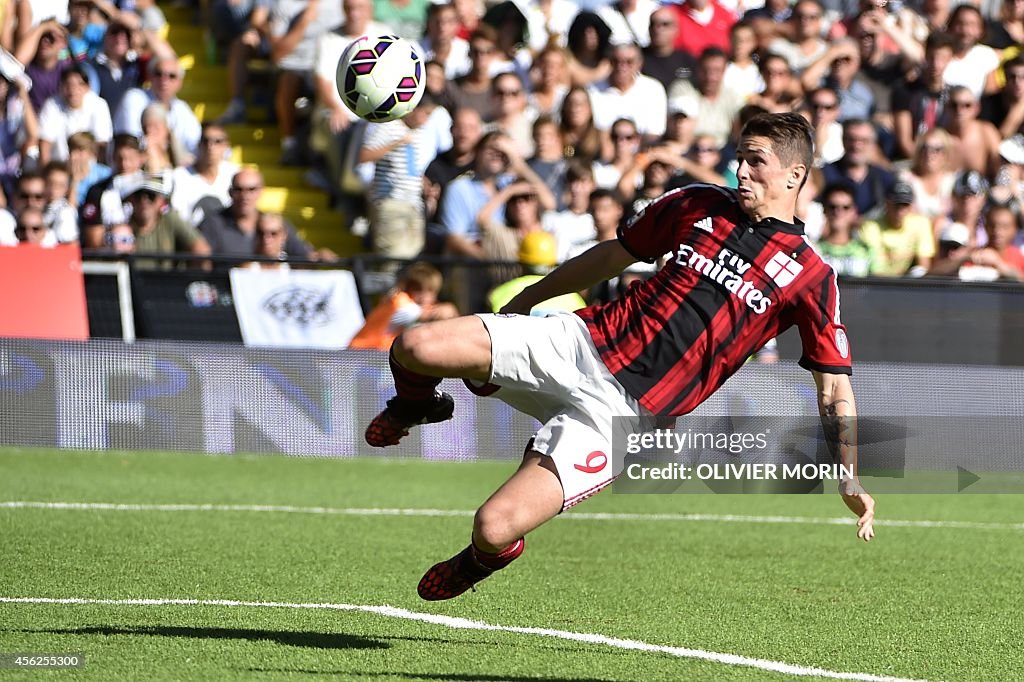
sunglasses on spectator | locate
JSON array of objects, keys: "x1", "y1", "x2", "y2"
[
  {"x1": 469, "y1": 46, "x2": 496, "y2": 57},
  {"x1": 201, "y1": 136, "x2": 229, "y2": 146},
  {"x1": 231, "y1": 185, "x2": 262, "y2": 192},
  {"x1": 258, "y1": 229, "x2": 284, "y2": 238},
  {"x1": 612, "y1": 131, "x2": 637, "y2": 141},
  {"x1": 19, "y1": 191, "x2": 45, "y2": 200},
  {"x1": 17, "y1": 223, "x2": 45, "y2": 232},
  {"x1": 824, "y1": 202, "x2": 854, "y2": 212},
  {"x1": 951, "y1": 100, "x2": 975, "y2": 109},
  {"x1": 495, "y1": 89, "x2": 521, "y2": 97},
  {"x1": 651, "y1": 19, "x2": 675, "y2": 27},
  {"x1": 154, "y1": 70, "x2": 180, "y2": 80},
  {"x1": 106, "y1": 233, "x2": 135, "y2": 245}
]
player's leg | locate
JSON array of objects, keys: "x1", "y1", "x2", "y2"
[
  {"x1": 365, "y1": 315, "x2": 492, "y2": 447},
  {"x1": 417, "y1": 448, "x2": 564, "y2": 601}
]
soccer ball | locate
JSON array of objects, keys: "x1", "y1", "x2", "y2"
[{"x1": 336, "y1": 34, "x2": 426, "y2": 123}]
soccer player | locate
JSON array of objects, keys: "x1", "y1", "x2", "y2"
[{"x1": 365, "y1": 112, "x2": 875, "y2": 602}]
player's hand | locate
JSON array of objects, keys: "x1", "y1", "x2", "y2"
[
  {"x1": 498, "y1": 296, "x2": 532, "y2": 315},
  {"x1": 840, "y1": 479, "x2": 875, "y2": 542}
]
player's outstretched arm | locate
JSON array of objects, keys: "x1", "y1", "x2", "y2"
[
  {"x1": 500, "y1": 240, "x2": 637, "y2": 314},
  {"x1": 813, "y1": 371, "x2": 875, "y2": 542}
]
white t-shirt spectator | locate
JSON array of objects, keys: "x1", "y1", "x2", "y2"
[
  {"x1": 598, "y1": 0, "x2": 659, "y2": 48},
  {"x1": 272, "y1": 0, "x2": 346, "y2": 72},
  {"x1": 171, "y1": 160, "x2": 240, "y2": 223},
  {"x1": 543, "y1": 210, "x2": 596, "y2": 263},
  {"x1": 419, "y1": 37, "x2": 471, "y2": 79},
  {"x1": 589, "y1": 74, "x2": 668, "y2": 137},
  {"x1": 39, "y1": 91, "x2": 112, "y2": 161},
  {"x1": 943, "y1": 45, "x2": 1000, "y2": 99}
]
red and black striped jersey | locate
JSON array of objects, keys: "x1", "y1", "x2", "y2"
[{"x1": 576, "y1": 184, "x2": 852, "y2": 417}]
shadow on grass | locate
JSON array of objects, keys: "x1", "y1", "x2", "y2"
[
  {"x1": 245, "y1": 671, "x2": 617, "y2": 681},
  {"x1": 22, "y1": 625, "x2": 388, "y2": 650}
]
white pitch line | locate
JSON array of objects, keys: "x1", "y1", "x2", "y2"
[
  {"x1": 0, "y1": 596, "x2": 931, "y2": 682},
  {"x1": 1, "y1": 501, "x2": 1022, "y2": 531}
]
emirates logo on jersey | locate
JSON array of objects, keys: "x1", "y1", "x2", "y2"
[{"x1": 675, "y1": 245, "x2": 772, "y2": 314}]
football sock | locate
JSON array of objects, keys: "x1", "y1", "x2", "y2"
[
  {"x1": 390, "y1": 348, "x2": 441, "y2": 401},
  {"x1": 471, "y1": 537, "x2": 525, "y2": 571}
]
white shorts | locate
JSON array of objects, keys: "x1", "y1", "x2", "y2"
[{"x1": 476, "y1": 312, "x2": 645, "y2": 510}]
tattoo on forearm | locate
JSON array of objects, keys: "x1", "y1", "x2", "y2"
[{"x1": 822, "y1": 399, "x2": 852, "y2": 463}]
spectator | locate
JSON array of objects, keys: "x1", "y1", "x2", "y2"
[
  {"x1": 171, "y1": 123, "x2": 240, "y2": 224},
  {"x1": 528, "y1": 45, "x2": 570, "y2": 119},
  {"x1": 891, "y1": 31, "x2": 955, "y2": 161},
  {"x1": 376, "y1": 0, "x2": 432, "y2": 42},
  {"x1": 800, "y1": 39, "x2": 874, "y2": 122},
  {"x1": 565, "y1": 12, "x2": 612, "y2": 88},
  {"x1": 125, "y1": 173, "x2": 211, "y2": 268},
  {"x1": 41, "y1": 161, "x2": 79, "y2": 243},
  {"x1": 526, "y1": 116, "x2": 567, "y2": 208},
  {"x1": 767, "y1": 0, "x2": 827, "y2": 75},
  {"x1": 349, "y1": 261, "x2": 458, "y2": 351},
  {"x1": 667, "y1": 134, "x2": 730, "y2": 189},
  {"x1": 928, "y1": 211, "x2": 1024, "y2": 281},
  {"x1": 943, "y1": 5, "x2": 998, "y2": 99},
  {"x1": 749, "y1": 52, "x2": 803, "y2": 113},
  {"x1": 16, "y1": 20, "x2": 71, "y2": 113},
  {"x1": 806, "y1": 86, "x2": 844, "y2": 167},
  {"x1": 65, "y1": 0, "x2": 107, "y2": 60},
  {"x1": 820, "y1": 118, "x2": 895, "y2": 216},
  {"x1": 358, "y1": 94, "x2": 441, "y2": 260},
  {"x1": 141, "y1": 102, "x2": 191, "y2": 172},
  {"x1": 451, "y1": 0, "x2": 480, "y2": 40},
  {"x1": 0, "y1": 172, "x2": 46, "y2": 245},
  {"x1": 724, "y1": 21, "x2": 762, "y2": 101},
  {"x1": 489, "y1": 72, "x2": 536, "y2": 156},
  {"x1": 0, "y1": 73, "x2": 38, "y2": 196},
  {"x1": 38, "y1": 62, "x2": 112, "y2": 164},
  {"x1": 558, "y1": 86, "x2": 603, "y2": 164},
  {"x1": 669, "y1": 0, "x2": 735, "y2": 60},
  {"x1": 986, "y1": 0, "x2": 1024, "y2": 50},
  {"x1": 198, "y1": 167, "x2": 330, "y2": 261},
  {"x1": 641, "y1": 7, "x2": 695, "y2": 93},
  {"x1": 598, "y1": 0, "x2": 657, "y2": 49},
  {"x1": 474, "y1": 179, "x2": 547, "y2": 277},
  {"x1": 114, "y1": 57, "x2": 202, "y2": 157},
  {"x1": 859, "y1": 181, "x2": 935, "y2": 276},
  {"x1": 981, "y1": 55, "x2": 1024, "y2": 140},
  {"x1": 268, "y1": 0, "x2": 345, "y2": 165},
  {"x1": 310, "y1": 0, "x2": 388, "y2": 189},
  {"x1": 589, "y1": 42, "x2": 667, "y2": 141},
  {"x1": 419, "y1": 2, "x2": 470, "y2": 79},
  {"x1": 940, "y1": 169, "x2": 990, "y2": 246},
  {"x1": 900, "y1": 128, "x2": 956, "y2": 229},
  {"x1": 543, "y1": 160, "x2": 597, "y2": 262},
  {"x1": 14, "y1": 0, "x2": 69, "y2": 38},
  {"x1": 424, "y1": 107, "x2": 483, "y2": 189},
  {"x1": 815, "y1": 182, "x2": 873, "y2": 277},
  {"x1": 487, "y1": 230, "x2": 586, "y2": 315},
  {"x1": 438, "y1": 131, "x2": 555, "y2": 258},
  {"x1": 618, "y1": 143, "x2": 679, "y2": 219},
  {"x1": 942, "y1": 86, "x2": 1001, "y2": 178},
  {"x1": 65, "y1": 131, "x2": 111, "y2": 207},
  {"x1": 593, "y1": 117, "x2": 641, "y2": 190},
  {"x1": 79, "y1": 133, "x2": 144, "y2": 248},
  {"x1": 742, "y1": 0, "x2": 791, "y2": 24},
  {"x1": 215, "y1": 0, "x2": 272, "y2": 125},
  {"x1": 83, "y1": 21, "x2": 146, "y2": 118},
  {"x1": 846, "y1": 10, "x2": 908, "y2": 134},
  {"x1": 667, "y1": 47, "x2": 746, "y2": 148},
  {"x1": 103, "y1": 222, "x2": 136, "y2": 253},
  {"x1": 244, "y1": 212, "x2": 291, "y2": 269},
  {"x1": 450, "y1": 25, "x2": 502, "y2": 123},
  {"x1": 14, "y1": 207, "x2": 51, "y2": 245},
  {"x1": 661, "y1": 101, "x2": 697, "y2": 156}
]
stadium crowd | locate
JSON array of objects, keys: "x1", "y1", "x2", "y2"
[{"x1": 1, "y1": 0, "x2": 1023, "y2": 294}]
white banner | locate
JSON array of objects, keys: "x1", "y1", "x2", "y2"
[{"x1": 229, "y1": 268, "x2": 365, "y2": 349}]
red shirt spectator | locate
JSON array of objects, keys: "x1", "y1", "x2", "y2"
[{"x1": 669, "y1": 0, "x2": 735, "y2": 59}]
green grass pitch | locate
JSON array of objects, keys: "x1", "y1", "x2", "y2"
[{"x1": 1, "y1": 447, "x2": 1022, "y2": 681}]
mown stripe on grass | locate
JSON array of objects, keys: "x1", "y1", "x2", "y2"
[
  {"x1": 1, "y1": 500, "x2": 1022, "y2": 531},
  {"x1": 0, "y1": 596, "x2": 931, "y2": 682}
]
